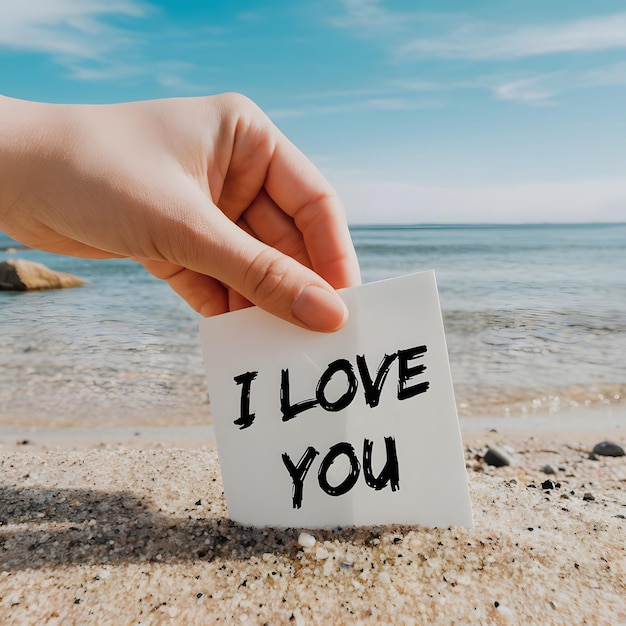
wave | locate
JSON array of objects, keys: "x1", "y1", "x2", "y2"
[{"x1": 454, "y1": 381, "x2": 625, "y2": 418}]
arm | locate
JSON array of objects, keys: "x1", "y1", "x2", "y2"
[{"x1": 0, "y1": 93, "x2": 361, "y2": 331}]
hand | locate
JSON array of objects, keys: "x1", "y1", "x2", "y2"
[{"x1": 0, "y1": 93, "x2": 361, "y2": 331}]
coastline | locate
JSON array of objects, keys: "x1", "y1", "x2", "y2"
[
  {"x1": 1, "y1": 406, "x2": 623, "y2": 451},
  {"x1": 1, "y1": 411, "x2": 624, "y2": 623}
]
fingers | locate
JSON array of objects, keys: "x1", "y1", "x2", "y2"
[
  {"x1": 241, "y1": 189, "x2": 312, "y2": 269},
  {"x1": 262, "y1": 131, "x2": 361, "y2": 290},
  {"x1": 216, "y1": 98, "x2": 361, "y2": 290},
  {"x1": 220, "y1": 217, "x2": 349, "y2": 331},
  {"x1": 140, "y1": 192, "x2": 347, "y2": 331},
  {"x1": 167, "y1": 201, "x2": 347, "y2": 331}
]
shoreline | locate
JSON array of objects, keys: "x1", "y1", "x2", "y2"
[{"x1": 1, "y1": 408, "x2": 623, "y2": 451}]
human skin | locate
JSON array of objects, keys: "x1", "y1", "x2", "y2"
[{"x1": 0, "y1": 93, "x2": 361, "y2": 331}]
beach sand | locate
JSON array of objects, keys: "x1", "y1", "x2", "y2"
[{"x1": 1, "y1": 422, "x2": 625, "y2": 625}]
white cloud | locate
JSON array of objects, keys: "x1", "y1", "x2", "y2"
[
  {"x1": 333, "y1": 2, "x2": 626, "y2": 61},
  {"x1": 294, "y1": 86, "x2": 397, "y2": 101},
  {"x1": 266, "y1": 78, "x2": 463, "y2": 120},
  {"x1": 399, "y1": 13, "x2": 626, "y2": 60},
  {"x1": 65, "y1": 63, "x2": 145, "y2": 82},
  {"x1": 333, "y1": 179, "x2": 626, "y2": 224},
  {"x1": 361, "y1": 97, "x2": 411, "y2": 110},
  {"x1": 493, "y1": 76, "x2": 559, "y2": 106},
  {"x1": 391, "y1": 79, "x2": 445, "y2": 92},
  {"x1": 0, "y1": 0, "x2": 151, "y2": 68},
  {"x1": 330, "y1": 4, "x2": 626, "y2": 107},
  {"x1": 578, "y1": 61, "x2": 626, "y2": 88},
  {"x1": 156, "y1": 73, "x2": 212, "y2": 95},
  {"x1": 493, "y1": 62, "x2": 626, "y2": 105},
  {"x1": 330, "y1": 0, "x2": 410, "y2": 33},
  {"x1": 267, "y1": 94, "x2": 440, "y2": 119}
]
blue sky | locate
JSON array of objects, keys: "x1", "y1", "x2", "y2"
[{"x1": 1, "y1": 0, "x2": 626, "y2": 223}]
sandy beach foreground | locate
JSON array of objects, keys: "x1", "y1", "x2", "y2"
[{"x1": 1, "y1": 425, "x2": 625, "y2": 625}]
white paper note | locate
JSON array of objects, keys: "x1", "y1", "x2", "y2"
[{"x1": 200, "y1": 270, "x2": 473, "y2": 528}]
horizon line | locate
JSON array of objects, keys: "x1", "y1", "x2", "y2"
[{"x1": 348, "y1": 220, "x2": 626, "y2": 228}]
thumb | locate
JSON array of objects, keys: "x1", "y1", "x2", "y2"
[{"x1": 210, "y1": 216, "x2": 349, "y2": 332}]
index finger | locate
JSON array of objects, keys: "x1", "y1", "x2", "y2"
[{"x1": 264, "y1": 131, "x2": 361, "y2": 290}]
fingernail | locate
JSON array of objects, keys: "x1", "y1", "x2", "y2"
[{"x1": 292, "y1": 285, "x2": 348, "y2": 331}]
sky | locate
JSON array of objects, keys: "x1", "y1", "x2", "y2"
[{"x1": 1, "y1": 0, "x2": 626, "y2": 223}]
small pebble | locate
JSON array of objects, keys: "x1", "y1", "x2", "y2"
[
  {"x1": 298, "y1": 532, "x2": 316, "y2": 548},
  {"x1": 583, "y1": 492, "x2": 595, "y2": 502},
  {"x1": 541, "y1": 479, "x2": 556, "y2": 490},
  {"x1": 484, "y1": 446, "x2": 512, "y2": 467},
  {"x1": 592, "y1": 441, "x2": 625, "y2": 457},
  {"x1": 315, "y1": 546, "x2": 329, "y2": 560},
  {"x1": 542, "y1": 464, "x2": 556, "y2": 475}
]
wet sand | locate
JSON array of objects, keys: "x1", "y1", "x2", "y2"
[{"x1": 1, "y1": 417, "x2": 624, "y2": 624}]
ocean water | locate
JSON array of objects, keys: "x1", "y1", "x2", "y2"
[{"x1": 1, "y1": 223, "x2": 625, "y2": 427}]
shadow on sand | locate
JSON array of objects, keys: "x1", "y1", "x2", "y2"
[{"x1": 0, "y1": 485, "x2": 398, "y2": 571}]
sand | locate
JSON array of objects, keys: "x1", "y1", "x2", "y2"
[{"x1": 1, "y1": 423, "x2": 625, "y2": 625}]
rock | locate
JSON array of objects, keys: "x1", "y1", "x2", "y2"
[
  {"x1": 542, "y1": 464, "x2": 556, "y2": 475},
  {"x1": 315, "y1": 546, "x2": 329, "y2": 560},
  {"x1": 0, "y1": 259, "x2": 85, "y2": 290},
  {"x1": 583, "y1": 492, "x2": 595, "y2": 502},
  {"x1": 484, "y1": 446, "x2": 512, "y2": 467},
  {"x1": 592, "y1": 441, "x2": 625, "y2": 457},
  {"x1": 297, "y1": 532, "x2": 316, "y2": 548},
  {"x1": 541, "y1": 479, "x2": 556, "y2": 490}
]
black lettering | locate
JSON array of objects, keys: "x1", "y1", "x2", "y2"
[
  {"x1": 316, "y1": 359, "x2": 358, "y2": 412},
  {"x1": 282, "y1": 447, "x2": 319, "y2": 509},
  {"x1": 356, "y1": 352, "x2": 397, "y2": 408},
  {"x1": 363, "y1": 437, "x2": 400, "y2": 491},
  {"x1": 318, "y1": 442, "x2": 360, "y2": 496},
  {"x1": 280, "y1": 368, "x2": 319, "y2": 422},
  {"x1": 233, "y1": 371, "x2": 258, "y2": 429},
  {"x1": 397, "y1": 345, "x2": 429, "y2": 400}
]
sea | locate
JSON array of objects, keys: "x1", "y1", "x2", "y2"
[{"x1": 1, "y1": 223, "x2": 625, "y2": 428}]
